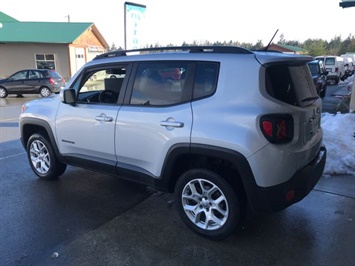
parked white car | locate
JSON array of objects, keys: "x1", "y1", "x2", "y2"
[
  {"x1": 341, "y1": 54, "x2": 355, "y2": 75},
  {"x1": 316, "y1": 56, "x2": 345, "y2": 84}
]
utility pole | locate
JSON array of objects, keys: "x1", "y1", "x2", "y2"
[{"x1": 65, "y1": 15, "x2": 70, "y2": 22}]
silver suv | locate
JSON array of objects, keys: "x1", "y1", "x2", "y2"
[{"x1": 19, "y1": 46, "x2": 326, "y2": 239}]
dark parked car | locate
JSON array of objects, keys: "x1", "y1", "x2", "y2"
[
  {"x1": 0, "y1": 69, "x2": 65, "y2": 98},
  {"x1": 308, "y1": 60, "x2": 328, "y2": 97}
]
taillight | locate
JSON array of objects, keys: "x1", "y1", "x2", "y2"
[
  {"x1": 49, "y1": 78, "x2": 55, "y2": 84},
  {"x1": 335, "y1": 67, "x2": 339, "y2": 73},
  {"x1": 260, "y1": 114, "x2": 294, "y2": 143}
]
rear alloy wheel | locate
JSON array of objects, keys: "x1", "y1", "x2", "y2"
[
  {"x1": 27, "y1": 133, "x2": 67, "y2": 180},
  {"x1": 0, "y1": 87, "x2": 8, "y2": 98},
  {"x1": 40, "y1": 87, "x2": 51, "y2": 97},
  {"x1": 174, "y1": 169, "x2": 240, "y2": 240}
]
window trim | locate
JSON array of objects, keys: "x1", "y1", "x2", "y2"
[{"x1": 35, "y1": 53, "x2": 56, "y2": 70}]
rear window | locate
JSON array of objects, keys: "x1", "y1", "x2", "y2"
[
  {"x1": 308, "y1": 63, "x2": 319, "y2": 75},
  {"x1": 266, "y1": 64, "x2": 317, "y2": 107},
  {"x1": 48, "y1": 70, "x2": 63, "y2": 79}
]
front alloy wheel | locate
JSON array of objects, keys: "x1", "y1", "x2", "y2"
[
  {"x1": 30, "y1": 139, "x2": 51, "y2": 174},
  {"x1": 175, "y1": 169, "x2": 240, "y2": 239},
  {"x1": 27, "y1": 133, "x2": 67, "y2": 180},
  {"x1": 0, "y1": 87, "x2": 8, "y2": 98}
]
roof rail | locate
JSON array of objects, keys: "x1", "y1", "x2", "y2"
[
  {"x1": 253, "y1": 49, "x2": 283, "y2": 53},
  {"x1": 94, "y1": 46, "x2": 253, "y2": 60}
]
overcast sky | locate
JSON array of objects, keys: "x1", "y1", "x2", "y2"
[{"x1": 1, "y1": 0, "x2": 354, "y2": 48}]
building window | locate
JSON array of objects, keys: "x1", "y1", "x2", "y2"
[{"x1": 35, "y1": 54, "x2": 56, "y2": 70}]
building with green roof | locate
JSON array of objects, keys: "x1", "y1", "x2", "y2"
[
  {"x1": 0, "y1": 11, "x2": 109, "y2": 79},
  {"x1": 0, "y1": 11, "x2": 18, "y2": 22},
  {"x1": 266, "y1": 43, "x2": 306, "y2": 54}
]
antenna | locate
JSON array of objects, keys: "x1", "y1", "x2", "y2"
[{"x1": 265, "y1": 29, "x2": 279, "y2": 51}]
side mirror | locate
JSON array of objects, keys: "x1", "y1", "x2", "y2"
[{"x1": 60, "y1": 88, "x2": 76, "y2": 105}]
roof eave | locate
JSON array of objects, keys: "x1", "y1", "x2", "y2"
[{"x1": 91, "y1": 24, "x2": 109, "y2": 49}]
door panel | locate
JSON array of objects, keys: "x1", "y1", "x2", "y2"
[
  {"x1": 7, "y1": 70, "x2": 28, "y2": 93},
  {"x1": 115, "y1": 103, "x2": 192, "y2": 177},
  {"x1": 55, "y1": 65, "x2": 129, "y2": 165},
  {"x1": 115, "y1": 61, "x2": 193, "y2": 177},
  {"x1": 55, "y1": 103, "x2": 119, "y2": 162}
]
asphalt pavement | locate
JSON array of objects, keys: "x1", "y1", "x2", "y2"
[{"x1": 41, "y1": 175, "x2": 355, "y2": 266}]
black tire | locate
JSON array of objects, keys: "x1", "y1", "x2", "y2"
[
  {"x1": 174, "y1": 169, "x2": 240, "y2": 240},
  {"x1": 27, "y1": 133, "x2": 67, "y2": 180},
  {"x1": 0, "y1": 87, "x2": 8, "y2": 98},
  {"x1": 320, "y1": 85, "x2": 327, "y2": 98}
]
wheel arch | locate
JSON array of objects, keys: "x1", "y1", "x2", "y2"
[
  {"x1": 20, "y1": 118, "x2": 60, "y2": 157},
  {"x1": 161, "y1": 144, "x2": 255, "y2": 197}
]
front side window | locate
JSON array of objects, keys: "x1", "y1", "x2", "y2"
[
  {"x1": 11, "y1": 71, "x2": 28, "y2": 80},
  {"x1": 76, "y1": 66, "x2": 127, "y2": 104},
  {"x1": 35, "y1": 54, "x2": 56, "y2": 69},
  {"x1": 130, "y1": 62, "x2": 190, "y2": 106}
]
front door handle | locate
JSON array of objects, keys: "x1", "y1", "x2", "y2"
[{"x1": 95, "y1": 113, "x2": 113, "y2": 122}]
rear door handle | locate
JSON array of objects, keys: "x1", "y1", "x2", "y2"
[
  {"x1": 160, "y1": 117, "x2": 184, "y2": 129},
  {"x1": 160, "y1": 121, "x2": 184, "y2": 127}
]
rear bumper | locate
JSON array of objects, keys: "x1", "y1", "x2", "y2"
[
  {"x1": 51, "y1": 86, "x2": 62, "y2": 93},
  {"x1": 326, "y1": 74, "x2": 340, "y2": 80},
  {"x1": 247, "y1": 145, "x2": 327, "y2": 213}
]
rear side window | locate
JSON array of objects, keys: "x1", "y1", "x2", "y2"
[
  {"x1": 130, "y1": 62, "x2": 190, "y2": 106},
  {"x1": 29, "y1": 70, "x2": 42, "y2": 79},
  {"x1": 193, "y1": 63, "x2": 219, "y2": 100},
  {"x1": 128, "y1": 61, "x2": 219, "y2": 106},
  {"x1": 266, "y1": 64, "x2": 317, "y2": 107}
]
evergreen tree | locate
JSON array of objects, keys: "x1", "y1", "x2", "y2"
[
  {"x1": 109, "y1": 43, "x2": 117, "y2": 51},
  {"x1": 303, "y1": 39, "x2": 327, "y2": 56}
]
